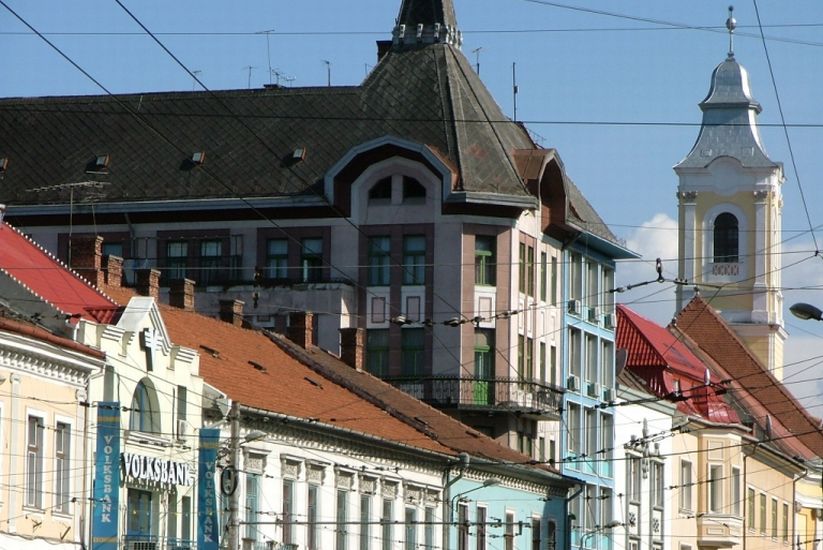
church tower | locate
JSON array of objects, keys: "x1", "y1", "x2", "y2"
[{"x1": 674, "y1": 9, "x2": 786, "y2": 376}]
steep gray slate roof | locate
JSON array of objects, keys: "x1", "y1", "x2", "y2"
[{"x1": 0, "y1": 47, "x2": 532, "y2": 206}]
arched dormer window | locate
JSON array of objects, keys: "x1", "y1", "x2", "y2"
[
  {"x1": 368, "y1": 177, "x2": 392, "y2": 201},
  {"x1": 129, "y1": 379, "x2": 161, "y2": 434},
  {"x1": 714, "y1": 212, "x2": 739, "y2": 263},
  {"x1": 402, "y1": 176, "x2": 426, "y2": 201}
]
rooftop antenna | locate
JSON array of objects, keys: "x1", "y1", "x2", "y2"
[
  {"x1": 512, "y1": 62, "x2": 519, "y2": 122},
  {"x1": 256, "y1": 29, "x2": 276, "y2": 84},
  {"x1": 726, "y1": 6, "x2": 736, "y2": 59},
  {"x1": 472, "y1": 47, "x2": 482, "y2": 75},
  {"x1": 322, "y1": 59, "x2": 331, "y2": 86},
  {"x1": 243, "y1": 65, "x2": 256, "y2": 89}
]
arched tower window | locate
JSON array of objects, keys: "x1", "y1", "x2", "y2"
[
  {"x1": 713, "y1": 212, "x2": 739, "y2": 263},
  {"x1": 130, "y1": 379, "x2": 161, "y2": 434},
  {"x1": 368, "y1": 177, "x2": 392, "y2": 201}
]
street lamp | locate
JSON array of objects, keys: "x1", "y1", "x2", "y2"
[
  {"x1": 579, "y1": 520, "x2": 621, "y2": 549},
  {"x1": 450, "y1": 477, "x2": 502, "y2": 509},
  {"x1": 790, "y1": 302, "x2": 823, "y2": 322}
]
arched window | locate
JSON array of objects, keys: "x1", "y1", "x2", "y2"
[
  {"x1": 130, "y1": 379, "x2": 160, "y2": 434},
  {"x1": 368, "y1": 177, "x2": 392, "y2": 201},
  {"x1": 402, "y1": 176, "x2": 426, "y2": 201},
  {"x1": 713, "y1": 212, "x2": 739, "y2": 263}
]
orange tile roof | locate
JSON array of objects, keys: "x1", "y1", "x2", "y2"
[
  {"x1": 675, "y1": 297, "x2": 823, "y2": 459},
  {"x1": 0, "y1": 222, "x2": 119, "y2": 323}
]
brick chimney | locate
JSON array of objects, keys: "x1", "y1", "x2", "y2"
[
  {"x1": 288, "y1": 312, "x2": 314, "y2": 349},
  {"x1": 136, "y1": 269, "x2": 161, "y2": 300},
  {"x1": 340, "y1": 327, "x2": 365, "y2": 371},
  {"x1": 70, "y1": 235, "x2": 104, "y2": 289},
  {"x1": 219, "y1": 299, "x2": 245, "y2": 328},
  {"x1": 105, "y1": 255, "x2": 124, "y2": 288},
  {"x1": 169, "y1": 279, "x2": 196, "y2": 311}
]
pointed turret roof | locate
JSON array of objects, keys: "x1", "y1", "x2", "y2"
[
  {"x1": 393, "y1": 0, "x2": 461, "y2": 49},
  {"x1": 675, "y1": 15, "x2": 776, "y2": 170}
]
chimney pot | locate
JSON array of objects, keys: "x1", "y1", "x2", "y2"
[
  {"x1": 106, "y1": 255, "x2": 124, "y2": 288},
  {"x1": 70, "y1": 235, "x2": 105, "y2": 289},
  {"x1": 219, "y1": 299, "x2": 246, "y2": 328},
  {"x1": 288, "y1": 312, "x2": 314, "y2": 349},
  {"x1": 340, "y1": 327, "x2": 365, "y2": 371},
  {"x1": 169, "y1": 278, "x2": 196, "y2": 311},
  {"x1": 136, "y1": 268, "x2": 161, "y2": 300}
]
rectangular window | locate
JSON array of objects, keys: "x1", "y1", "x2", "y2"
[
  {"x1": 540, "y1": 252, "x2": 547, "y2": 301},
  {"x1": 600, "y1": 340, "x2": 614, "y2": 390},
  {"x1": 168, "y1": 497, "x2": 178, "y2": 541},
  {"x1": 402, "y1": 235, "x2": 426, "y2": 285},
  {"x1": 782, "y1": 502, "x2": 789, "y2": 542},
  {"x1": 26, "y1": 415, "x2": 43, "y2": 508},
  {"x1": 401, "y1": 328, "x2": 425, "y2": 376},
  {"x1": 301, "y1": 237, "x2": 323, "y2": 283},
  {"x1": 283, "y1": 479, "x2": 295, "y2": 544},
  {"x1": 181, "y1": 496, "x2": 191, "y2": 542},
  {"x1": 525, "y1": 337, "x2": 534, "y2": 382},
  {"x1": 547, "y1": 521, "x2": 557, "y2": 550},
  {"x1": 570, "y1": 253, "x2": 582, "y2": 301},
  {"x1": 759, "y1": 493, "x2": 767, "y2": 534},
  {"x1": 600, "y1": 414, "x2": 614, "y2": 477},
  {"x1": 245, "y1": 474, "x2": 259, "y2": 541},
  {"x1": 747, "y1": 488, "x2": 755, "y2": 530},
  {"x1": 680, "y1": 460, "x2": 693, "y2": 511},
  {"x1": 519, "y1": 242, "x2": 526, "y2": 293},
  {"x1": 366, "y1": 329, "x2": 389, "y2": 376},
  {"x1": 709, "y1": 464, "x2": 722, "y2": 513},
  {"x1": 652, "y1": 461, "x2": 664, "y2": 508},
  {"x1": 731, "y1": 467, "x2": 741, "y2": 516},
  {"x1": 266, "y1": 238, "x2": 289, "y2": 279},
  {"x1": 600, "y1": 488, "x2": 613, "y2": 537},
  {"x1": 602, "y1": 268, "x2": 615, "y2": 313},
  {"x1": 584, "y1": 408, "x2": 596, "y2": 470},
  {"x1": 628, "y1": 456, "x2": 641, "y2": 503},
  {"x1": 425, "y1": 507, "x2": 434, "y2": 550},
  {"x1": 360, "y1": 494, "x2": 371, "y2": 550},
  {"x1": 517, "y1": 334, "x2": 525, "y2": 382},
  {"x1": 199, "y1": 239, "x2": 222, "y2": 285},
  {"x1": 771, "y1": 498, "x2": 778, "y2": 539},
  {"x1": 550, "y1": 345, "x2": 557, "y2": 386},
  {"x1": 476, "y1": 506, "x2": 487, "y2": 550},
  {"x1": 404, "y1": 507, "x2": 417, "y2": 550},
  {"x1": 55, "y1": 422, "x2": 71, "y2": 513},
  {"x1": 166, "y1": 240, "x2": 189, "y2": 280},
  {"x1": 531, "y1": 517, "x2": 541, "y2": 550},
  {"x1": 127, "y1": 488, "x2": 152, "y2": 535},
  {"x1": 569, "y1": 328, "x2": 582, "y2": 380},
  {"x1": 308, "y1": 484, "x2": 320, "y2": 550},
  {"x1": 586, "y1": 260, "x2": 598, "y2": 308},
  {"x1": 550, "y1": 256, "x2": 558, "y2": 305},
  {"x1": 336, "y1": 489, "x2": 349, "y2": 550},
  {"x1": 526, "y1": 245, "x2": 535, "y2": 297},
  {"x1": 382, "y1": 498, "x2": 393, "y2": 550},
  {"x1": 176, "y1": 386, "x2": 187, "y2": 439},
  {"x1": 539, "y1": 342, "x2": 547, "y2": 383},
  {"x1": 475, "y1": 236, "x2": 496, "y2": 286},
  {"x1": 505, "y1": 512, "x2": 515, "y2": 550},
  {"x1": 567, "y1": 403, "x2": 580, "y2": 457},
  {"x1": 474, "y1": 329, "x2": 494, "y2": 405},
  {"x1": 458, "y1": 503, "x2": 469, "y2": 550},
  {"x1": 368, "y1": 236, "x2": 391, "y2": 286},
  {"x1": 585, "y1": 334, "x2": 597, "y2": 386}
]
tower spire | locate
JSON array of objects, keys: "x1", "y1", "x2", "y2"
[
  {"x1": 726, "y1": 5, "x2": 736, "y2": 59},
  {"x1": 392, "y1": 0, "x2": 461, "y2": 50}
]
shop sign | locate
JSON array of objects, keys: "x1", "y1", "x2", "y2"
[
  {"x1": 92, "y1": 402, "x2": 121, "y2": 550},
  {"x1": 198, "y1": 428, "x2": 220, "y2": 550},
  {"x1": 122, "y1": 452, "x2": 192, "y2": 486}
]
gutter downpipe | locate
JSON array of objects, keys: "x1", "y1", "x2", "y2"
[
  {"x1": 566, "y1": 485, "x2": 584, "y2": 550},
  {"x1": 442, "y1": 452, "x2": 470, "y2": 550}
]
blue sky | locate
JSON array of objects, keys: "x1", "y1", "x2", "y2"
[{"x1": 3, "y1": 0, "x2": 823, "y2": 404}]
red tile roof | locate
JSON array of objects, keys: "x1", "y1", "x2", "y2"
[
  {"x1": 0, "y1": 222, "x2": 119, "y2": 323},
  {"x1": 675, "y1": 297, "x2": 823, "y2": 459},
  {"x1": 616, "y1": 304, "x2": 740, "y2": 424},
  {"x1": 0, "y1": 314, "x2": 105, "y2": 360}
]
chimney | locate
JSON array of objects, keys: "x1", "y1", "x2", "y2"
[
  {"x1": 288, "y1": 311, "x2": 314, "y2": 349},
  {"x1": 0, "y1": 204, "x2": 5, "y2": 225},
  {"x1": 340, "y1": 327, "x2": 365, "y2": 371},
  {"x1": 70, "y1": 235, "x2": 105, "y2": 289},
  {"x1": 169, "y1": 278, "x2": 196, "y2": 311},
  {"x1": 219, "y1": 299, "x2": 245, "y2": 328},
  {"x1": 376, "y1": 40, "x2": 392, "y2": 62},
  {"x1": 105, "y1": 255, "x2": 124, "y2": 288},
  {"x1": 136, "y1": 268, "x2": 161, "y2": 300}
]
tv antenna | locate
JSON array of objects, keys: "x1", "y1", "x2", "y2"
[
  {"x1": 471, "y1": 47, "x2": 482, "y2": 75},
  {"x1": 256, "y1": 29, "x2": 276, "y2": 84},
  {"x1": 322, "y1": 59, "x2": 331, "y2": 86},
  {"x1": 243, "y1": 65, "x2": 256, "y2": 88}
]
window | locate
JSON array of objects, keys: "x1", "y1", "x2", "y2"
[
  {"x1": 519, "y1": 243, "x2": 526, "y2": 292},
  {"x1": 266, "y1": 238, "x2": 288, "y2": 279},
  {"x1": 283, "y1": 479, "x2": 295, "y2": 545},
  {"x1": 308, "y1": 484, "x2": 320, "y2": 550},
  {"x1": 402, "y1": 235, "x2": 426, "y2": 285},
  {"x1": 680, "y1": 460, "x2": 693, "y2": 511},
  {"x1": 199, "y1": 239, "x2": 222, "y2": 285},
  {"x1": 586, "y1": 260, "x2": 598, "y2": 308},
  {"x1": 130, "y1": 380, "x2": 160, "y2": 434},
  {"x1": 525, "y1": 337, "x2": 534, "y2": 382},
  {"x1": 602, "y1": 268, "x2": 615, "y2": 313},
  {"x1": 301, "y1": 237, "x2": 323, "y2": 282},
  {"x1": 526, "y1": 245, "x2": 535, "y2": 297},
  {"x1": 709, "y1": 464, "x2": 723, "y2": 512},
  {"x1": 759, "y1": 493, "x2": 767, "y2": 534},
  {"x1": 628, "y1": 456, "x2": 641, "y2": 503},
  {"x1": 368, "y1": 236, "x2": 391, "y2": 286},
  {"x1": 245, "y1": 474, "x2": 259, "y2": 541},
  {"x1": 55, "y1": 422, "x2": 71, "y2": 513},
  {"x1": 26, "y1": 415, "x2": 44, "y2": 508},
  {"x1": 166, "y1": 240, "x2": 189, "y2": 280},
  {"x1": 585, "y1": 334, "x2": 597, "y2": 385},
  {"x1": 474, "y1": 329, "x2": 494, "y2": 380},
  {"x1": 360, "y1": 494, "x2": 371, "y2": 550},
  {"x1": 475, "y1": 236, "x2": 496, "y2": 286},
  {"x1": 547, "y1": 521, "x2": 556, "y2": 550},
  {"x1": 424, "y1": 507, "x2": 434, "y2": 550},
  {"x1": 567, "y1": 403, "x2": 580, "y2": 457},
  {"x1": 176, "y1": 386, "x2": 187, "y2": 439},
  {"x1": 569, "y1": 253, "x2": 582, "y2": 301},
  {"x1": 168, "y1": 497, "x2": 178, "y2": 542},
  {"x1": 771, "y1": 498, "x2": 778, "y2": 539},
  {"x1": 540, "y1": 252, "x2": 547, "y2": 301},
  {"x1": 476, "y1": 506, "x2": 487, "y2": 550},
  {"x1": 457, "y1": 502, "x2": 468, "y2": 550},
  {"x1": 369, "y1": 177, "x2": 392, "y2": 201},
  {"x1": 747, "y1": 488, "x2": 755, "y2": 530},
  {"x1": 550, "y1": 256, "x2": 558, "y2": 305},
  {"x1": 403, "y1": 176, "x2": 426, "y2": 200},
  {"x1": 599, "y1": 488, "x2": 613, "y2": 535},
  {"x1": 600, "y1": 414, "x2": 614, "y2": 477},
  {"x1": 584, "y1": 408, "x2": 596, "y2": 469},
  {"x1": 714, "y1": 212, "x2": 739, "y2": 263},
  {"x1": 539, "y1": 342, "x2": 547, "y2": 383},
  {"x1": 782, "y1": 502, "x2": 789, "y2": 543},
  {"x1": 531, "y1": 517, "x2": 541, "y2": 550},
  {"x1": 731, "y1": 467, "x2": 741, "y2": 516},
  {"x1": 401, "y1": 328, "x2": 424, "y2": 376},
  {"x1": 336, "y1": 489, "x2": 349, "y2": 550},
  {"x1": 181, "y1": 496, "x2": 191, "y2": 543},
  {"x1": 569, "y1": 328, "x2": 582, "y2": 379},
  {"x1": 127, "y1": 489, "x2": 152, "y2": 536},
  {"x1": 404, "y1": 507, "x2": 417, "y2": 550},
  {"x1": 652, "y1": 461, "x2": 664, "y2": 508},
  {"x1": 366, "y1": 330, "x2": 389, "y2": 376},
  {"x1": 600, "y1": 341, "x2": 614, "y2": 390},
  {"x1": 504, "y1": 512, "x2": 515, "y2": 550},
  {"x1": 517, "y1": 334, "x2": 525, "y2": 382},
  {"x1": 382, "y1": 498, "x2": 393, "y2": 550},
  {"x1": 550, "y1": 345, "x2": 558, "y2": 386}
]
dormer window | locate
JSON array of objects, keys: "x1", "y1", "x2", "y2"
[
  {"x1": 87, "y1": 154, "x2": 110, "y2": 174},
  {"x1": 713, "y1": 212, "x2": 739, "y2": 263},
  {"x1": 403, "y1": 176, "x2": 426, "y2": 201},
  {"x1": 368, "y1": 177, "x2": 392, "y2": 201}
]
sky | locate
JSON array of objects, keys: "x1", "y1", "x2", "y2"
[{"x1": 3, "y1": 0, "x2": 823, "y2": 407}]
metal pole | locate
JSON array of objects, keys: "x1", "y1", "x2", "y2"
[{"x1": 228, "y1": 401, "x2": 240, "y2": 550}]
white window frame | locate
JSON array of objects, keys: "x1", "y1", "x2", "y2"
[{"x1": 25, "y1": 411, "x2": 45, "y2": 509}]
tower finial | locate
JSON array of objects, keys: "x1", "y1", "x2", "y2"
[{"x1": 726, "y1": 5, "x2": 736, "y2": 59}]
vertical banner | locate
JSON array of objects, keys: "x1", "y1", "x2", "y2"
[
  {"x1": 92, "y1": 402, "x2": 120, "y2": 550},
  {"x1": 198, "y1": 428, "x2": 221, "y2": 550}
]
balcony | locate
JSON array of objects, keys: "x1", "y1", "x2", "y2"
[
  {"x1": 122, "y1": 535, "x2": 195, "y2": 550},
  {"x1": 383, "y1": 376, "x2": 564, "y2": 420},
  {"x1": 696, "y1": 513, "x2": 743, "y2": 548}
]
